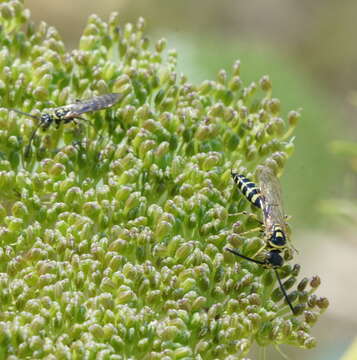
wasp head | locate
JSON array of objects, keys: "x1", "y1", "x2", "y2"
[
  {"x1": 40, "y1": 113, "x2": 54, "y2": 130},
  {"x1": 265, "y1": 250, "x2": 284, "y2": 268}
]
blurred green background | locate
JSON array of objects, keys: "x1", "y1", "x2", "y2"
[{"x1": 25, "y1": 0, "x2": 357, "y2": 359}]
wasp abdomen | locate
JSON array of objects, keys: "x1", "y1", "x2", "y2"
[{"x1": 231, "y1": 172, "x2": 262, "y2": 208}]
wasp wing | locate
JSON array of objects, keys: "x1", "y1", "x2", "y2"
[
  {"x1": 63, "y1": 93, "x2": 122, "y2": 118},
  {"x1": 257, "y1": 165, "x2": 286, "y2": 236}
]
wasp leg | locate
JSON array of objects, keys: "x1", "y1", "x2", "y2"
[
  {"x1": 251, "y1": 243, "x2": 268, "y2": 259},
  {"x1": 229, "y1": 210, "x2": 263, "y2": 225},
  {"x1": 235, "y1": 226, "x2": 263, "y2": 237},
  {"x1": 74, "y1": 116, "x2": 95, "y2": 128},
  {"x1": 55, "y1": 119, "x2": 61, "y2": 128}
]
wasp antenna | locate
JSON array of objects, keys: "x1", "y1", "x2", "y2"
[
  {"x1": 274, "y1": 268, "x2": 295, "y2": 315},
  {"x1": 10, "y1": 109, "x2": 41, "y2": 158},
  {"x1": 24, "y1": 123, "x2": 42, "y2": 158},
  {"x1": 10, "y1": 109, "x2": 40, "y2": 121},
  {"x1": 225, "y1": 248, "x2": 266, "y2": 265}
]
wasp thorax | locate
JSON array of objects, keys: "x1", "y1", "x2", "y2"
[
  {"x1": 269, "y1": 225, "x2": 287, "y2": 248},
  {"x1": 55, "y1": 108, "x2": 69, "y2": 118}
]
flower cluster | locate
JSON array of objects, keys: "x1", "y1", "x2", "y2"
[{"x1": 0, "y1": 0, "x2": 328, "y2": 359}]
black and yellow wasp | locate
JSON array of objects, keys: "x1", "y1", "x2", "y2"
[
  {"x1": 11, "y1": 93, "x2": 122, "y2": 156},
  {"x1": 227, "y1": 165, "x2": 296, "y2": 314}
]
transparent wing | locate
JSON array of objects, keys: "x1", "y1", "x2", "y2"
[
  {"x1": 63, "y1": 93, "x2": 122, "y2": 117},
  {"x1": 257, "y1": 165, "x2": 286, "y2": 234}
]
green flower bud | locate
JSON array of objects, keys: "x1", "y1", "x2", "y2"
[
  {"x1": 117, "y1": 286, "x2": 136, "y2": 304},
  {"x1": 228, "y1": 76, "x2": 242, "y2": 92},
  {"x1": 259, "y1": 75, "x2": 272, "y2": 92},
  {"x1": 173, "y1": 346, "x2": 192, "y2": 358},
  {"x1": 298, "y1": 290, "x2": 309, "y2": 304},
  {"x1": 155, "y1": 38, "x2": 167, "y2": 53},
  {"x1": 155, "y1": 220, "x2": 172, "y2": 240},
  {"x1": 123, "y1": 191, "x2": 141, "y2": 217},
  {"x1": 156, "y1": 141, "x2": 170, "y2": 158},
  {"x1": 181, "y1": 278, "x2": 196, "y2": 292},
  {"x1": 89, "y1": 324, "x2": 105, "y2": 339},
  {"x1": 1, "y1": 3, "x2": 13, "y2": 20},
  {"x1": 64, "y1": 187, "x2": 83, "y2": 203},
  {"x1": 175, "y1": 243, "x2": 194, "y2": 262},
  {"x1": 232, "y1": 60, "x2": 241, "y2": 76},
  {"x1": 297, "y1": 277, "x2": 309, "y2": 292},
  {"x1": 82, "y1": 201, "x2": 101, "y2": 219},
  {"x1": 288, "y1": 110, "x2": 300, "y2": 127},
  {"x1": 79, "y1": 35, "x2": 96, "y2": 51},
  {"x1": 268, "y1": 98, "x2": 280, "y2": 114},
  {"x1": 284, "y1": 140, "x2": 295, "y2": 156},
  {"x1": 110, "y1": 335, "x2": 125, "y2": 352},
  {"x1": 217, "y1": 69, "x2": 227, "y2": 85},
  {"x1": 246, "y1": 145, "x2": 257, "y2": 161},
  {"x1": 272, "y1": 117, "x2": 285, "y2": 135},
  {"x1": 316, "y1": 297, "x2": 329, "y2": 310},
  {"x1": 307, "y1": 294, "x2": 317, "y2": 308},
  {"x1": 5, "y1": 216, "x2": 23, "y2": 232},
  {"x1": 29, "y1": 336, "x2": 44, "y2": 351},
  {"x1": 192, "y1": 296, "x2": 207, "y2": 311},
  {"x1": 310, "y1": 275, "x2": 321, "y2": 288},
  {"x1": 11, "y1": 201, "x2": 28, "y2": 219},
  {"x1": 304, "y1": 337, "x2": 317, "y2": 349},
  {"x1": 49, "y1": 163, "x2": 66, "y2": 178},
  {"x1": 198, "y1": 80, "x2": 212, "y2": 95}
]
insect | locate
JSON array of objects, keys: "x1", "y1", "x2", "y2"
[
  {"x1": 227, "y1": 165, "x2": 295, "y2": 314},
  {"x1": 11, "y1": 93, "x2": 122, "y2": 157}
]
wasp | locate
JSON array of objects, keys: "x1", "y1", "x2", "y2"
[
  {"x1": 11, "y1": 93, "x2": 122, "y2": 157},
  {"x1": 227, "y1": 165, "x2": 295, "y2": 314}
]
